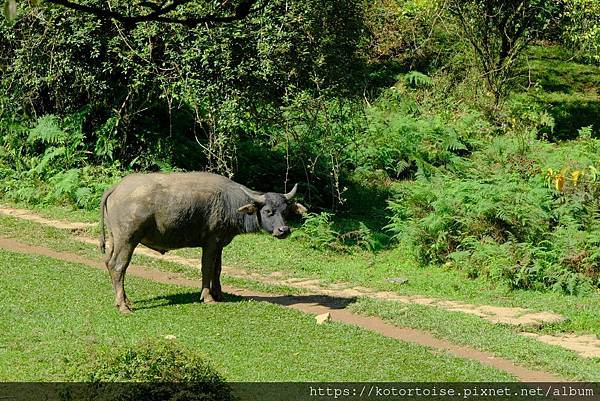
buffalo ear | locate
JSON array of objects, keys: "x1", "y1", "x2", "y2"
[
  {"x1": 290, "y1": 202, "x2": 308, "y2": 215},
  {"x1": 238, "y1": 203, "x2": 258, "y2": 215}
]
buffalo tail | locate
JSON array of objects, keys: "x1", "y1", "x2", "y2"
[{"x1": 99, "y1": 185, "x2": 115, "y2": 254}]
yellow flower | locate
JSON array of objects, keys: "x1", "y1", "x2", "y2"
[
  {"x1": 554, "y1": 174, "x2": 565, "y2": 192},
  {"x1": 571, "y1": 170, "x2": 583, "y2": 186}
]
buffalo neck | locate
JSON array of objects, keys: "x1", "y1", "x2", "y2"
[{"x1": 241, "y1": 212, "x2": 261, "y2": 234}]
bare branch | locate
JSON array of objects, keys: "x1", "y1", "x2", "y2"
[{"x1": 43, "y1": 0, "x2": 269, "y2": 27}]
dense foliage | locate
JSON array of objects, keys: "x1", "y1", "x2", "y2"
[
  {"x1": 387, "y1": 131, "x2": 600, "y2": 294},
  {"x1": 1, "y1": 0, "x2": 599, "y2": 294},
  {"x1": 1, "y1": 0, "x2": 368, "y2": 203},
  {"x1": 562, "y1": 0, "x2": 600, "y2": 64}
]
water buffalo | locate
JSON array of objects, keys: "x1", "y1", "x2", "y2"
[{"x1": 99, "y1": 172, "x2": 307, "y2": 313}]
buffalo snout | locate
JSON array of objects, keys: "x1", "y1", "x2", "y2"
[{"x1": 273, "y1": 226, "x2": 291, "y2": 239}]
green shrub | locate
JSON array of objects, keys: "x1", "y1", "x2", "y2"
[
  {"x1": 294, "y1": 212, "x2": 375, "y2": 252},
  {"x1": 348, "y1": 81, "x2": 489, "y2": 181},
  {"x1": 386, "y1": 134, "x2": 600, "y2": 294},
  {"x1": 387, "y1": 174, "x2": 553, "y2": 263},
  {"x1": 87, "y1": 340, "x2": 222, "y2": 382},
  {"x1": 76, "y1": 340, "x2": 234, "y2": 401},
  {"x1": 453, "y1": 238, "x2": 595, "y2": 295}
]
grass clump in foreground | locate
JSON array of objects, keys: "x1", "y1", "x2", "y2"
[
  {"x1": 86, "y1": 340, "x2": 225, "y2": 382},
  {"x1": 0, "y1": 249, "x2": 513, "y2": 382},
  {"x1": 78, "y1": 340, "x2": 234, "y2": 401}
]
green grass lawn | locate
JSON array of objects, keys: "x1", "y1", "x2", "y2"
[
  {"x1": 0, "y1": 249, "x2": 512, "y2": 382},
  {"x1": 1, "y1": 207, "x2": 599, "y2": 380}
]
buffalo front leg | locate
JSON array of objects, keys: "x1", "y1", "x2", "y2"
[
  {"x1": 107, "y1": 241, "x2": 136, "y2": 314},
  {"x1": 211, "y1": 246, "x2": 225, "y2": 301},
  {"x1": 200, "y1": 242, "x2": 217, "y2": 303}
]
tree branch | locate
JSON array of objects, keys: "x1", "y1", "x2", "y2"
[{"x1": 43, "y1": 0, "x2": 268, "y2": 27}]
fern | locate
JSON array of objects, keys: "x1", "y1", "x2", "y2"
[
  {"x1": 75, "y1": 186, "x2": 93, "y2": 208},
  {"x1": 47, "y1": 168, "x2": 81, "y2": 201},
  {"x1": 403, "y1": 71, "x2": 433, "y2": 88},
  {"x1": 28, "y1": 115, "x2": 68, "y2": 145},
  {"x1": 295, "y1": 213, "x2": 375, "y2": 253},
  {"x1": 394, "y1": 159, "x2": 411, "y2": 176},
  {"x1": 442, "y1": 132, "x2": 467, "y2": 152},
  {"x1": 295, "y1": 212, "x2": 339, "y2": 251},
  {"x1": 11, "y1": 185, "x2": 41, "y2": 204},
  {"x1": 577, "y1": 125, "x2": 593, "y2": 139},
  {"x1": 34, "y1": 146, "x2": 66, "y2": 175},
  {"x1": 537, "y1": 111, "x2": 555, "y2": 132}
]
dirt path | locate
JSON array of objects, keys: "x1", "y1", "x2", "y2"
[
  {"x1": 0, "y1": 236, "x2": 564, "y2": 382},
  {"x1": 2, "y1": 205, "x2": 600, "y2": 360}
]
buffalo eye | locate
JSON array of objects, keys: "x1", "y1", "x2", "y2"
[{"x1": 263, "y1": 208, "x2": 274, "y2": 216}]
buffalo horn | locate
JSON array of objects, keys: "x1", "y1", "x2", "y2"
[
  {"x1": 284, "y1": 183, "x2": 298, "y2": 200},
  {"x1": 240, "y1": 186, "x2": 266, "y2": 204}
]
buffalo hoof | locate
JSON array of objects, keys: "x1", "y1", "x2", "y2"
[
  {"x1": 200, "y1": 288, "x2": 216, "y2": 304},
  {"x1": 114, "y1": 298, "x2": 133, "y2": 308},
  {"x1": 211, "y1": 291, "x2": 226, "y2": 302},
  {"x1": 118, "y1": 304, "x2": 132, "y2": 314}
]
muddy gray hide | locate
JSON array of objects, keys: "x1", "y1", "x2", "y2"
[{"x1": 99, "y1": 172, "x2": 307, "y2": 313}]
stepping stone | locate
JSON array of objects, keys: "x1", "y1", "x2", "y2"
[{"x1": 521, "y1": 333, "x2": 600, "y2": 358}]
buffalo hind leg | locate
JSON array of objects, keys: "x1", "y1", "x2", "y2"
[
  {"x1": 107, "y1": 240, "x2": 136, "y2": 313},
  {"x1": 211, "y1": 246, "x2": 225, "y2": 301},
  {"x1": 200, "y1": 242, "x2": 217, "y2": 303},
  {"x1": 103, "y1": 222, "x2": 116, "y2": 292}
]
